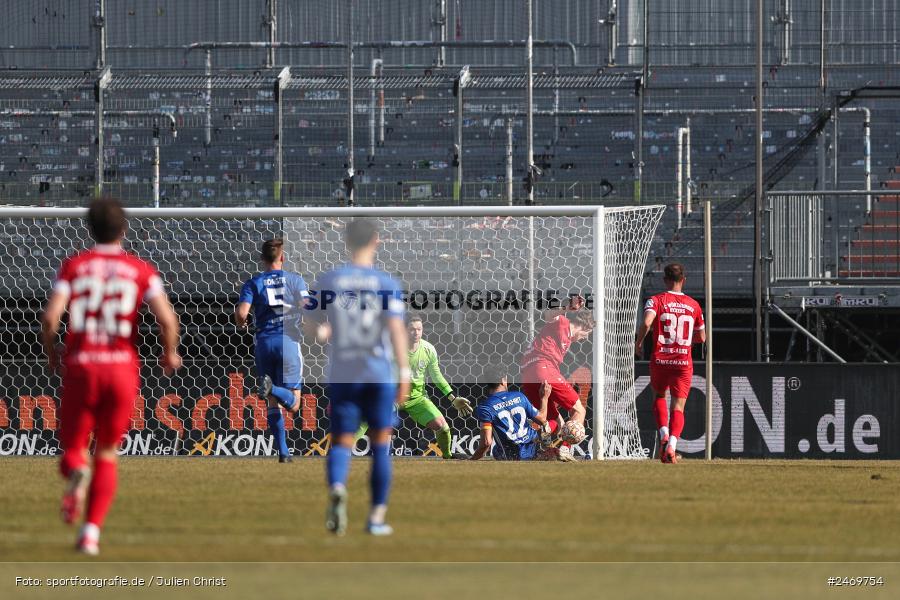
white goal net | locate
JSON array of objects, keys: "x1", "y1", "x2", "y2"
[{"x1": 0, "y1": 205, "x2": 663, "y2": 460}]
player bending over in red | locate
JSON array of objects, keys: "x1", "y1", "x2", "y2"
[
  {"x1": 520, "y1": 295, "x2": 594, "y2": 463},
  {"x1": 41, "y1": 198, "x2": 181, "y2": 555},
  {"x1": 634, "y1": 263, "x2": 705, "y2": 464}
]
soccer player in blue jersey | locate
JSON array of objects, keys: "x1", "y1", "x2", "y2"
[
  {"x1": 235, "y1": 238, "x2": 309, "y2": 463},
  {"x1": 471, "y1": 366, "x2": 551, "y2": 461},
  {"x1": 308, "y1": 219, "x2": 410, "y2": 536}
]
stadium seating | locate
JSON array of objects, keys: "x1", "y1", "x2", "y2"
[{"x1": 1, "y1": 64, "x2": 899, "y2": 296}]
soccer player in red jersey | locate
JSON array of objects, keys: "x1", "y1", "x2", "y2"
[
  {"x1": 520, "y1": 296, "x2": 594, "y2": 462},
  {"x1": 40, "y1": 198, "x2": 181, "y2": 555},
  {"x1": 634, "y1": 263, "x2": 706, "y2": 464}
]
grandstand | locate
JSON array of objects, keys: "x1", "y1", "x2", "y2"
[{"x1": 0, "y1": 0, "x2": 898, "y2": 361}]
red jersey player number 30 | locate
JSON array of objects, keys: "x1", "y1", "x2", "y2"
[{"x1": 644, "y1": 291, "x2": 704, "y2": 369}]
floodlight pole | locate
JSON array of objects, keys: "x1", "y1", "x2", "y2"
[
  {"x1": 526, "y1": 0, "x2": 536, "y2": 345},
  {"x1": 94, "y1": 0, "x2": 107, "y2": 69},
  {"x1": 604, "y1": 0, "x2": 619, "y2": 66},
  {"x1": 205, "y1": 50, "x2": 212, "y2": 147},
  {"x1": 275, "y1": 67, "x2": 291, "y2": 205},
  {"x1": 777, "y1": 0, "x2": 792, "y2": 65},
  {"x1": 831, "y1": 95, "x2": 840, "y2": 275},
  {"x1": 526, "y1": 0, "x2": 535, "y2": 205},
  {"x1": 704, "y1": 200, "x2": 714, "y2": 460},
  {"x1": 754, "y1": 0, "x2": 764, "y2": 362},
  {"x1": 434, "y1": 0, "x2": 447, "y2": 67},
  {"x1": 455, "y1": 74, "x2": 463, "y2": 204},
  {"x1": 454, "y1": 66, "x2": 470, "y2": 204},
  {"x1": 636, "y1": 0, "x2": 649, "y2": 204},
  {"x1": 819, "y1": 0, "x2": 827, "y2": 94},
  {"x1": 266, "y1": 0, "x2": 277, "y2": 68},
  {"x1": 152, "y1": 127, "x2": 160, "y2": 208},
  {"x1": 346, "y1": 0, "x2": 355, "y2": 204},
  {"x1": 816, "y1": 0, "x2": 827, "y2": 231},
  {"x1": 506, "y1": 118, "x2": 514, "y2": 206},
  {"x1": 553, "y1": 47, "x2": 560, "y2": 145},
  {"x1": 369, "y1": 58, "x2": 384, "y2": 160},
  {"x1": 94, "y1": 67, "x2": 111, "y2": 197}
]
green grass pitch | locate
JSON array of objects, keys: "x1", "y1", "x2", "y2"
[{"x1": 2, "y1": 457, "x2": 898, "y2": 563}]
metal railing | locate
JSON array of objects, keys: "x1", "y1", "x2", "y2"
[
  {"x1": 0, "y1": 179, "x2": 763, "y2": 208},
  {"x1": 768, "y1": 190, "x2": 900, "y2": 285}
]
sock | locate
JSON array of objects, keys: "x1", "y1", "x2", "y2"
[
  {"x1": 370, "y1": 442, "x2": 392, "y2": 509},
  {"x1": 653, "y1": 396, "x2": 669, "y2": 430},
  {"x1": 85, "y1": 457, "x2": 117, "y2": 529},
  {"x1": 79, "y1": 522, "x2": 100, "y2": 543},
  {"x1": 59, "y1": 450, "x2": 87, "y2": 479},
  {"x1": 267, "y1": 407, "x2": 290, "y2": 458},
  {"x1": 670, "y1": 409, "x2": 685, "y2": 439},
  {"x1": 327, "y1": 445, "x2": 352, "y2": 489},
  {"x1": 659, "y1": 426, "x2": 670, "y2": 441},
  {"x1": 436, "y1": 424, "x2": 452, "y2": 458},
  {"x1": 668, "y1": 410, "x2": 685, "y2": 453},
  {"x1": 369, "y1": 504, "x2": 388, "y2": 526},
  {"x1": 269, "y1": 385, "x2": 297, "y2": 411},
  {"x1": 547, "y1": 420, "x2": 559, "y2": 434}
]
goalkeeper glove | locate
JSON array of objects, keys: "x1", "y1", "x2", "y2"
[
  {"x1": 449, "y1": 394, "x2": 473, "y2": 417},
  {"x1": 537, "y1": 421, "x2": 553, "y2": 448}
]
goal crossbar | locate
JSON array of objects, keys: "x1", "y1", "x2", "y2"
[{"x1": 0, "y1": 206, "x2": 607, "y2": 219}]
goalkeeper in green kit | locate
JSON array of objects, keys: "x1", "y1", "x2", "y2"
[{"x1": 355, "y1": 315, "x2": 473, "y2": 459}]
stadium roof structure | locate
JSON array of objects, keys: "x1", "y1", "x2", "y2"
[
  {"x1": 0, "y1": 68, "x2": 638, "y2": 92},
  {"x1": 108, "y1": 73, "x2": 274, "y2": 90},
  {"x1": 286, "y1": 72, "x2": 637, "y2": 90},
  {"x1": 286, "y1": 75, "x2": 448, "y2": 91},
  {"x1": 0, "y1": 71, "x2": 95, "y2": 90},
  {"x1": 469, "y1": 73, "x2": 636, "y2": 89}
]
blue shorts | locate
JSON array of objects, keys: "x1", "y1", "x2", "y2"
[
  {"x1": 492, "y1": 438, "x2": 539, "y2": 461},
  {"x1": 328, "y1": 382, "x2": 398, "y2": 435},
  {"x1": 254, "y1": 335, "x2": 303, "y2": 390}
]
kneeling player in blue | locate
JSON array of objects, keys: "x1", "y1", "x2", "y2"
[
  {"x1": 307, "y1": 219, "x2": 410, "y2": 535},
  {"x1": 236, "y1": 238, "x2": 309, "y2": 463},
  {"x1": 471, "y1": 366, "x2": 551, "y2": 461}
]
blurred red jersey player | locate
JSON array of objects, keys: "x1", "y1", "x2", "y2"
[
  {"x1": 520, "y1": 296, "x2": 594, "y2": 463},
  {"x1": 635, "y1": 263, "x2": 706, "y2": 464},
  {"x1": 40, "y1": 197, "x2": 181, "y2": 555}
]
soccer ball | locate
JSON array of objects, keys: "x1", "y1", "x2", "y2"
[{"x1": 559, "y1": 420, "x2": 586, "y2": 444}]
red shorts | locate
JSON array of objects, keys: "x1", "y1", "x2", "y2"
[
  {"x1": 649, "y1": 364, "x2": 693, "y2": 400},
  {"x1": 521, "y1": 363, "x2": 580, "y2": 422},
  {"x1": 60, "y1": 363, "x2": 139, "y2": 449}
]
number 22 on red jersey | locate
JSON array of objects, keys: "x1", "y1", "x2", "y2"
[
  {"x1": 54, "y1": 249, "x2": 163, "y2": 359},
  {"x1": 69, "y1": 275, "x2": 139, "y2": 341}
]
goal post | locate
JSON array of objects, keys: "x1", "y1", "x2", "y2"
[
  {"x1": 596, "y1": 205, "x2": 668, "y2": 459},
  {"x1": 592, "y1": 208, "x2": 605, "y2": 461},
  {"x1": 0, "y1": 204, "x2": 663, "y2": 460}
]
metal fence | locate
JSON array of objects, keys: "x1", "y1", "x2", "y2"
[
  {"x1": 3, "y1": 1, "x2": 900, "y2": 70},
  {"x1": 768, "y1": 190, "x2": 900, "y2": 285},
  {"x1": 1, "y1": 1, "x2": 900, "y2": 303}
]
